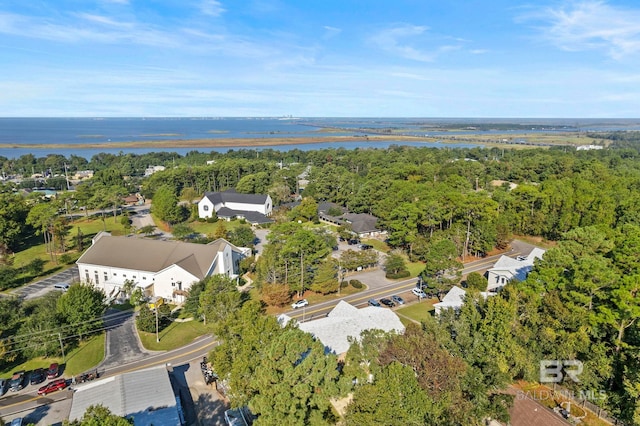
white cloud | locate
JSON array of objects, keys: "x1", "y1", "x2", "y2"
[
  {"x1": 522, "y1": 1, "x2": 640, "y2": 59},
  {"x1": 200, "y1": 0, "x2": 226, "y2": 17},
  {"x1": 322, "y1": 25, "x2": 341, "y2": 40},
  {"x1": 371, "y1": 24, "x2": 435, "y2": 62}
]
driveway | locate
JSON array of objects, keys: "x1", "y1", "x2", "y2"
[{"x1": 99, "y1": 308, "x2": 151, "y2": 371}]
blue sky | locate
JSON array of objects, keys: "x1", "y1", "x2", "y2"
[{"x1": 1, "y1": 0, "x2": 640, "y2": 117}]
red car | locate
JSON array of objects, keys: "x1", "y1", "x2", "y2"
[
  {"x1": 46, "y1": 363, "x2": 59, "y2": 379},
  {"x1": 37, "y1": 378, "x2": 68, "y2": 395}
]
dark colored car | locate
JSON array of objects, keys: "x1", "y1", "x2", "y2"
[
  {"x1": 47, "y1": 363, "x2": 59, "y2": 379},
  {"x1": 9, "y1": 371, "x2": 26, "y2": 392},
  {"x1": 0, "y1": 378, "x2": 7, "y2": 396},
  {"x1": 380, "y1": 298, "x2": 395, "y2": 307},
  {"x1": 348, "y1": 239, "x2": 360, "y2": 245},
  {"x1": 359, "y1": 244, "x2": 373, "y2": 250},
  {"x1": 30, "y1": 368, "x2": 46, "y2": 386},
  {"x1": 391, "y1": 295, "x2": 405, "y2": 305},
  {"x1": 37, "y1": 378, "x2": 68, "y2": 395},
  {"x1": 367, "y1": 299, "x2": 381, "y2": 307}
]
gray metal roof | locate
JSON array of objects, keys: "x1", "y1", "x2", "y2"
[
  {"x1": 298, "y1": 301, "x2": 405, "y2": 354},
  {"x1": 69, "y1": 366, "x2": 180, "y2": 426},
  {"x1": 203, "y1": 189, "x2": 269, "y2": 205},
  {"x1": 77, "y1": 235, "x2": 230, "y2": 279}
]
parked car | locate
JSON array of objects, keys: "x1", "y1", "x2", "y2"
[
  {"x1": 411, "y1": 288, "x2": 427, "y2": 298},
  {"x1": 30, "y1": 368, "x2": 46, "y2": 386},
  {"x1": 391, "y1": 295, "x2": 405, "y2": 305},
  {"x1": 367, "y1": 299, "x2": 381, "y2": 307},
  {"x1": 53, "y1": 283, "x2": 70, "y2": 291},
  {"x1": 10, "y1": 418, "x2": 23, "y2": 426},
  {"x1": 359, "y1": 244, "x2": 373, "y2": 250},
  {"x1": 0, "y1": 378, "x2": 7, "y2": 396},
  {"x1": 37, "y1": 378, "x2": 68, "y2": 396},
  {"x1": 348, "y1": 239, "x2": 360, "y2": 245},
  {"x1": 46, "y1": 363, "x2": 59, "y2": 379},
  {"x1": 380, "y1": 298, "x2": 395, "y2": 307},
  {"x1": 9, "y1": 371, "x2": 26, "y2": 392},
  {"x1": 291, "y1": 299, "x2": 309, "y2": 309}
]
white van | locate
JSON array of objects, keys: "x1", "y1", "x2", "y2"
[{"x1": 53, "y1": 283, "x2": 70, "y2": 291}]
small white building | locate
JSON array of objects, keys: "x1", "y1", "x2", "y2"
[
  {"x1": 198, "y1": 189, "x2": 273, "y2": 224},
  {"x1": 280, "y1": 301, "x2": 405, "y2": 355},
  {"x1": 486, "y1": 248, "x2": 546, "y2": 292},
  {"x1": 144, "y1": 165, "x2": 166, "y2": 176},
  {"x1": 76, "y1": 232, "x2": 248, "y2": 303},
  {"x1": 433, "y1": 286, "x2": 494, "y2": 315}
]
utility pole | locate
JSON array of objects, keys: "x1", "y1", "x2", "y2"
[
  {"x1": 63, "y1": 163, "x2": 70, "y2": 190},
  {"x1": 58, "y1": 332, "x2": 66, "y2": 362},
  {"x1": 155, "y1": 307, "x2": 159, "y2": 342}
]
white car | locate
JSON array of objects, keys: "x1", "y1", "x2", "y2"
[
  {"x1": 411, "y1": 288, "x2": 427, "y2": 298},
  {"x1": 291, "y1": 299, "x2": 309, "y2": 309}
]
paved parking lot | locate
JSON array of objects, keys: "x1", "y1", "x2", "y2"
[{"x1": 10, "y1": 265, "x2": 80, "y2": 300}]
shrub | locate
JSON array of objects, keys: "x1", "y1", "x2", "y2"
[
  {"x1": 349, "y1": 279, "x2": 363, "y2": 289},
  {"x1": 59, "y1": 253, "x2": 74, "y2": 265},
  {"x1": 385, "y1": 270, "x2": 410, "y2": 279},
  {"x1": 340, "y1": 281, "x2": 348, "y2": 289}
]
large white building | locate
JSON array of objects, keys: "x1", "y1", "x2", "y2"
[
  {"x1": 198, "y1": 189, "x2": 273, "y2": 224},
  {"x1": 76, "y1": 233, "x2": 249, "y2": 303}
]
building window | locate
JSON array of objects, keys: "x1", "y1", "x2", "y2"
[
  {"x1": 94, "y1": 273, "x2": 99, "y2": 284},
  {"x1": 113, "y1": 273, "x2": 117, "y2": 276},
  {"x1": 103, "y1": 272, "x2": 108, "y2": 281},
  {"x1": 143, "y1": 276, "x2": 147, "y2": 280},
  {"x1": 85, "y1": 272, "x2": 89, "y2": 282},
  {"x1": 203, "y1": 205, "x2": 209, "y2": 211}
]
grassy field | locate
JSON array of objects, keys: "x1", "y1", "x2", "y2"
[
  {"x1": 0, "y1": 333, "x2": 105, "y2": 378},
  {"x1": 395, "y1": 299, "x2": 436, "y2": 325},
  {"x1": 7, "y1": 215, "x2": 129, "y2": 290},
  {"x1": 138, "y1": 319, "x2": 210, "y2": 351},
  {"x1": 362, "y1": 238, "x2": 390, "y2": 253}
]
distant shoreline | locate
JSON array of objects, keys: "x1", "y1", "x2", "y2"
[
  {"x1": 0, "y1": 132, "x2": 591, "y2": 150},
  {"x1": 0, "y1": 135, "x2": 426, "y2": 150}
]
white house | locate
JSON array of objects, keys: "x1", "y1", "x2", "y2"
[
  {"x1": 144, "y1": 165, "x2": 166, "y2": 176},
  {"x1": 279, "y1": 301, "x2": 405, "y2": 355},
  {"x1": 486, "y1": 248, "x2": 546, "y2": 292},
  {"x1": 198, "y1": 189, "x2": 273, "y2": 224},
  {"x1": 76, "y1": 232, "x2": 249, "y2": 303},
  {"x1": 433, "y1": 286, "x2": 494, "y2": 315}
]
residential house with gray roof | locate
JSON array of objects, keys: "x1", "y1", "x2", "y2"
[{"x1": 198, "y1": 189, "x2": 273, "y2": 224}]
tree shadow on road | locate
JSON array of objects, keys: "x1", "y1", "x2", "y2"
[{"x1": 23, "y1": 403, "x2": 50, "y2": 425}]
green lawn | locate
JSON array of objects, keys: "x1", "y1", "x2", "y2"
[
  {"x1": 395, "y1": 299, "x2": 436, "y2": 324},
  {"x1": 406, "y1": 260, "x2": 426, "y2": 277},
  {"x1": 0, "y1": 333, "x2": 105, "y2": 377},
  {"x1": 10, "y1": 215, "x2": 128, "y2": 288},
  {"x1": 362, "y1": 238, "x2": 390, "y2": 253},
  {"x1": 138, "y1": 319, "x2": 211, "y2": 351}
]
